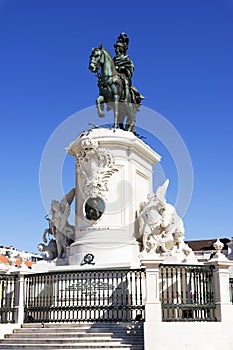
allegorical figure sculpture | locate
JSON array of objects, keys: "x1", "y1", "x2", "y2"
[
  {"x1": 38, "y1": 240, "x2": 58, "y2": 261},
  {"x1": 137, "y1": 180, "x2": 186, "y2": 254},
  {"x1": 89, "y1": 32, "x2": 144, "y2": 134},
  {"x1": 39, "y1": 188, "x2": 75, "y2": 259}
]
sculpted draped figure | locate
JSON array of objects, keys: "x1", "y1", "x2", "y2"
[
  {"x1": 138, "y1": 180, "x2": 186, "y2": 254},
  {"x1": 40, "y1": 188, "x2": 75, "y2": 259}
]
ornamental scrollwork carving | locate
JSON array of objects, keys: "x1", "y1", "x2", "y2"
[{"x1": 77, "y1": 137, "x2": 119, "y2": 199}]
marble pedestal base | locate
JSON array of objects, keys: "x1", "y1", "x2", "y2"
[{"x1": 66, "y1": 128, "x2": 160, "y2": 268}]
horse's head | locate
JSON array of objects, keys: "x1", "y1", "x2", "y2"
[
  {"x1": 88, "y1": 44, "x2": 104, "y2": 73},
  {"x1": 38, "y1": 244, "x2": 44, "y2": 252}
]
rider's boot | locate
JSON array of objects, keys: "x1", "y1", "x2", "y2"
[{"x1": 123, "y1": 81, "x2": 130, "y2": 102}]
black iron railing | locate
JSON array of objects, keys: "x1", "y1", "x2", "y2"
[
  {"x1": 229, "y1": 278, "x2": 233, "y2": 303},
  {"x1": 160, "y1": 264, "x2": 216, "y2": 322},
  {"x1": 0, "y1": 274, "x2": 17, "y2": 323},
  {"x1": 24, "y1": 269, "x2": 145, "y2": 323}
]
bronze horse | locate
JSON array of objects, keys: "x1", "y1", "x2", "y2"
[{"x1": 89, "y1": 45, "x2": 140, "y2": 133}]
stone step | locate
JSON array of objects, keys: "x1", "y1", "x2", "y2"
[
  {"x1": 21, "y1": 322, "x2": 141, "y2": 329},
  {"x1": 10, "y1": 330, "x2": 140, "y2": 334},
  {"x1": 19, "y1": 324, "x2": 143, "y2": 334},
  {"x1": 0, "y1": 322, "x2": 144, "y2": 350},
  {"x1": 0, "y1": 344, "x2": 143, "y2": 349},
  {"x1": 15, "y1": 325, "x2": 143, "y2": 331},
  {"x1": 8, "y1": 332, "x2": 143, "y2": 340},
  {"x1": 1, "y1": 336, "x2": 142, "y2": 343}
]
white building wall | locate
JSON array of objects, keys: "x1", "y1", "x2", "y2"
[{"x1": 145, "y1": 320, "x2": 233, "y2": 350}]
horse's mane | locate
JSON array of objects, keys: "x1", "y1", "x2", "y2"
[
  {"x1": 102, "y1": 47, "x2": 112, "y2": 58},
  {"x1": 102, "y1": 48, "x2": 118, "y2": 75}
]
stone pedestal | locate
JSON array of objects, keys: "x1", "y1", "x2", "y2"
[
  {"x1": 66, "y1": 128, "x2": 160, "y2": 268},
  {"x1": 208, "y1": 251, "x2": 233, "y2": 322},
  {"x1": 140, "y1": 256, "x2": 164, "y2": 350}
]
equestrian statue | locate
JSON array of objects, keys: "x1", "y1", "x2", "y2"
[{"x1": 89, "y1": 33, "x2": 144, "y2": 134}]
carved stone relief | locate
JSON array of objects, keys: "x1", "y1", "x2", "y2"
[{"x1": 76, "y1": 137, "x2": 119, "y2": 221}]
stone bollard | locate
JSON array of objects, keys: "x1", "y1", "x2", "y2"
[
  {"x1": 11, "y1": 266, "x2": 34, "y2": 325},
  {"x1": 207, "y1": 239, "x2": 233, "y2": 322},
  {"x1": 14, "y1": 273, "x2": 25, "y2": 324}
]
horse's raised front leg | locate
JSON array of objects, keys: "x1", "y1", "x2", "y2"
[{"x1": 96, "y1": 95, "x2": 105, "y2": 118}]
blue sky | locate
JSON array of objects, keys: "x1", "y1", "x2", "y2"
[{"x1": 0, "y1": 0, "x2": 233, "y2": 253}]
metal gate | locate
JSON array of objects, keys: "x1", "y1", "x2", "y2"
[
  {"x1": 0, "y1": 274, "x2": 17, "y2": 324},
  {"x1": 24, "y1": 269, "x2": 145, "y2": 323},
  {"x1": 160, "y1": 264, "x2": 216, "y2": 321}
]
